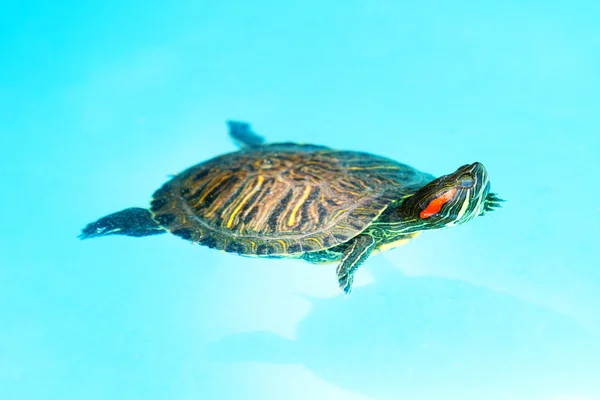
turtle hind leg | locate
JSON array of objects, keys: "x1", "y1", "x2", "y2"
[
  {"x1": 79, "y1": 207, "x2": 166, "y2": 240},
  {"x1": 227, "y1": 120, "x2": 265, "y2": 148},
  {"x1": 336, "y1": 234, "x2": 378, "y2": 294}
]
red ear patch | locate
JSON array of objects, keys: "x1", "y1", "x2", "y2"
[{"x1": 420, "y1": 188, "x2": 457, "y2": 219}]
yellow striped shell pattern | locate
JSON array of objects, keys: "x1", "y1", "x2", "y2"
[{"x1": 149, "y1": 143, "x2": 433, "y2": 257}]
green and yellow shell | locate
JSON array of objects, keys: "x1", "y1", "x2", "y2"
[{"x1": 149, "y1": 143, "x2": 434, "y2": 257}]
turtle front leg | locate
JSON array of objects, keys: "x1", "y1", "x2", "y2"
[{"x1": 336, "y1": 234, "x2": 377, "y2": 294}]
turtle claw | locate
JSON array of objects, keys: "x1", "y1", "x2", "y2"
[
  {"x1": 482, "y1": 192, "x2": 505, "y2": 214},
  {"x1": 338, "y1": 273, "x2": 354, "y2": 295}
]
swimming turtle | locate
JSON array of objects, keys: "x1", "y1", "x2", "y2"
[{"x1": 80, "y1": 121, "x2": 503, "y2": 293}]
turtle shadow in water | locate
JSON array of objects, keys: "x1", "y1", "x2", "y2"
[{"x1": 205, "y1": 260, "x2": 600, "y2": 400}]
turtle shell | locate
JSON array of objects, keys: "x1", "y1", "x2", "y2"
[{"x1": 149, "y1": 143, "x2": 433, "y2": 256}]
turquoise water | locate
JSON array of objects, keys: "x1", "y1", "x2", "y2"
[{"x1": 2, "y1": 1, "x2": 600, "y2": 399}]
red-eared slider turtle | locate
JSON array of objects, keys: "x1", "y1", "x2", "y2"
[{"x1": 80, "y1": 121, "x2": 503, "y2": 293}]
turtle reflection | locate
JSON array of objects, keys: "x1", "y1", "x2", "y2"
[{"x1": 206, "y1": 262, "x2": 600, "y2": 399}]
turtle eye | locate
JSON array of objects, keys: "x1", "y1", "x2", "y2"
[{"x1": 457, "y1": 174, "x2": 474, "y2": 188}]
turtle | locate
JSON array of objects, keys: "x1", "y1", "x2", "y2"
[{"x1": 80, "y1": 121, "x2": 503, "y2": 293}]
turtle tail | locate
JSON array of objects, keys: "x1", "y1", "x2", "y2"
[{"x1": 79, "y1": 207, "x2": 166, "y2": 239}]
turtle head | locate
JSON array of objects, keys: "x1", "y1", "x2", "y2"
[{"x1": 401, "y1": 162, "x2": 502, "y2": 230}]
